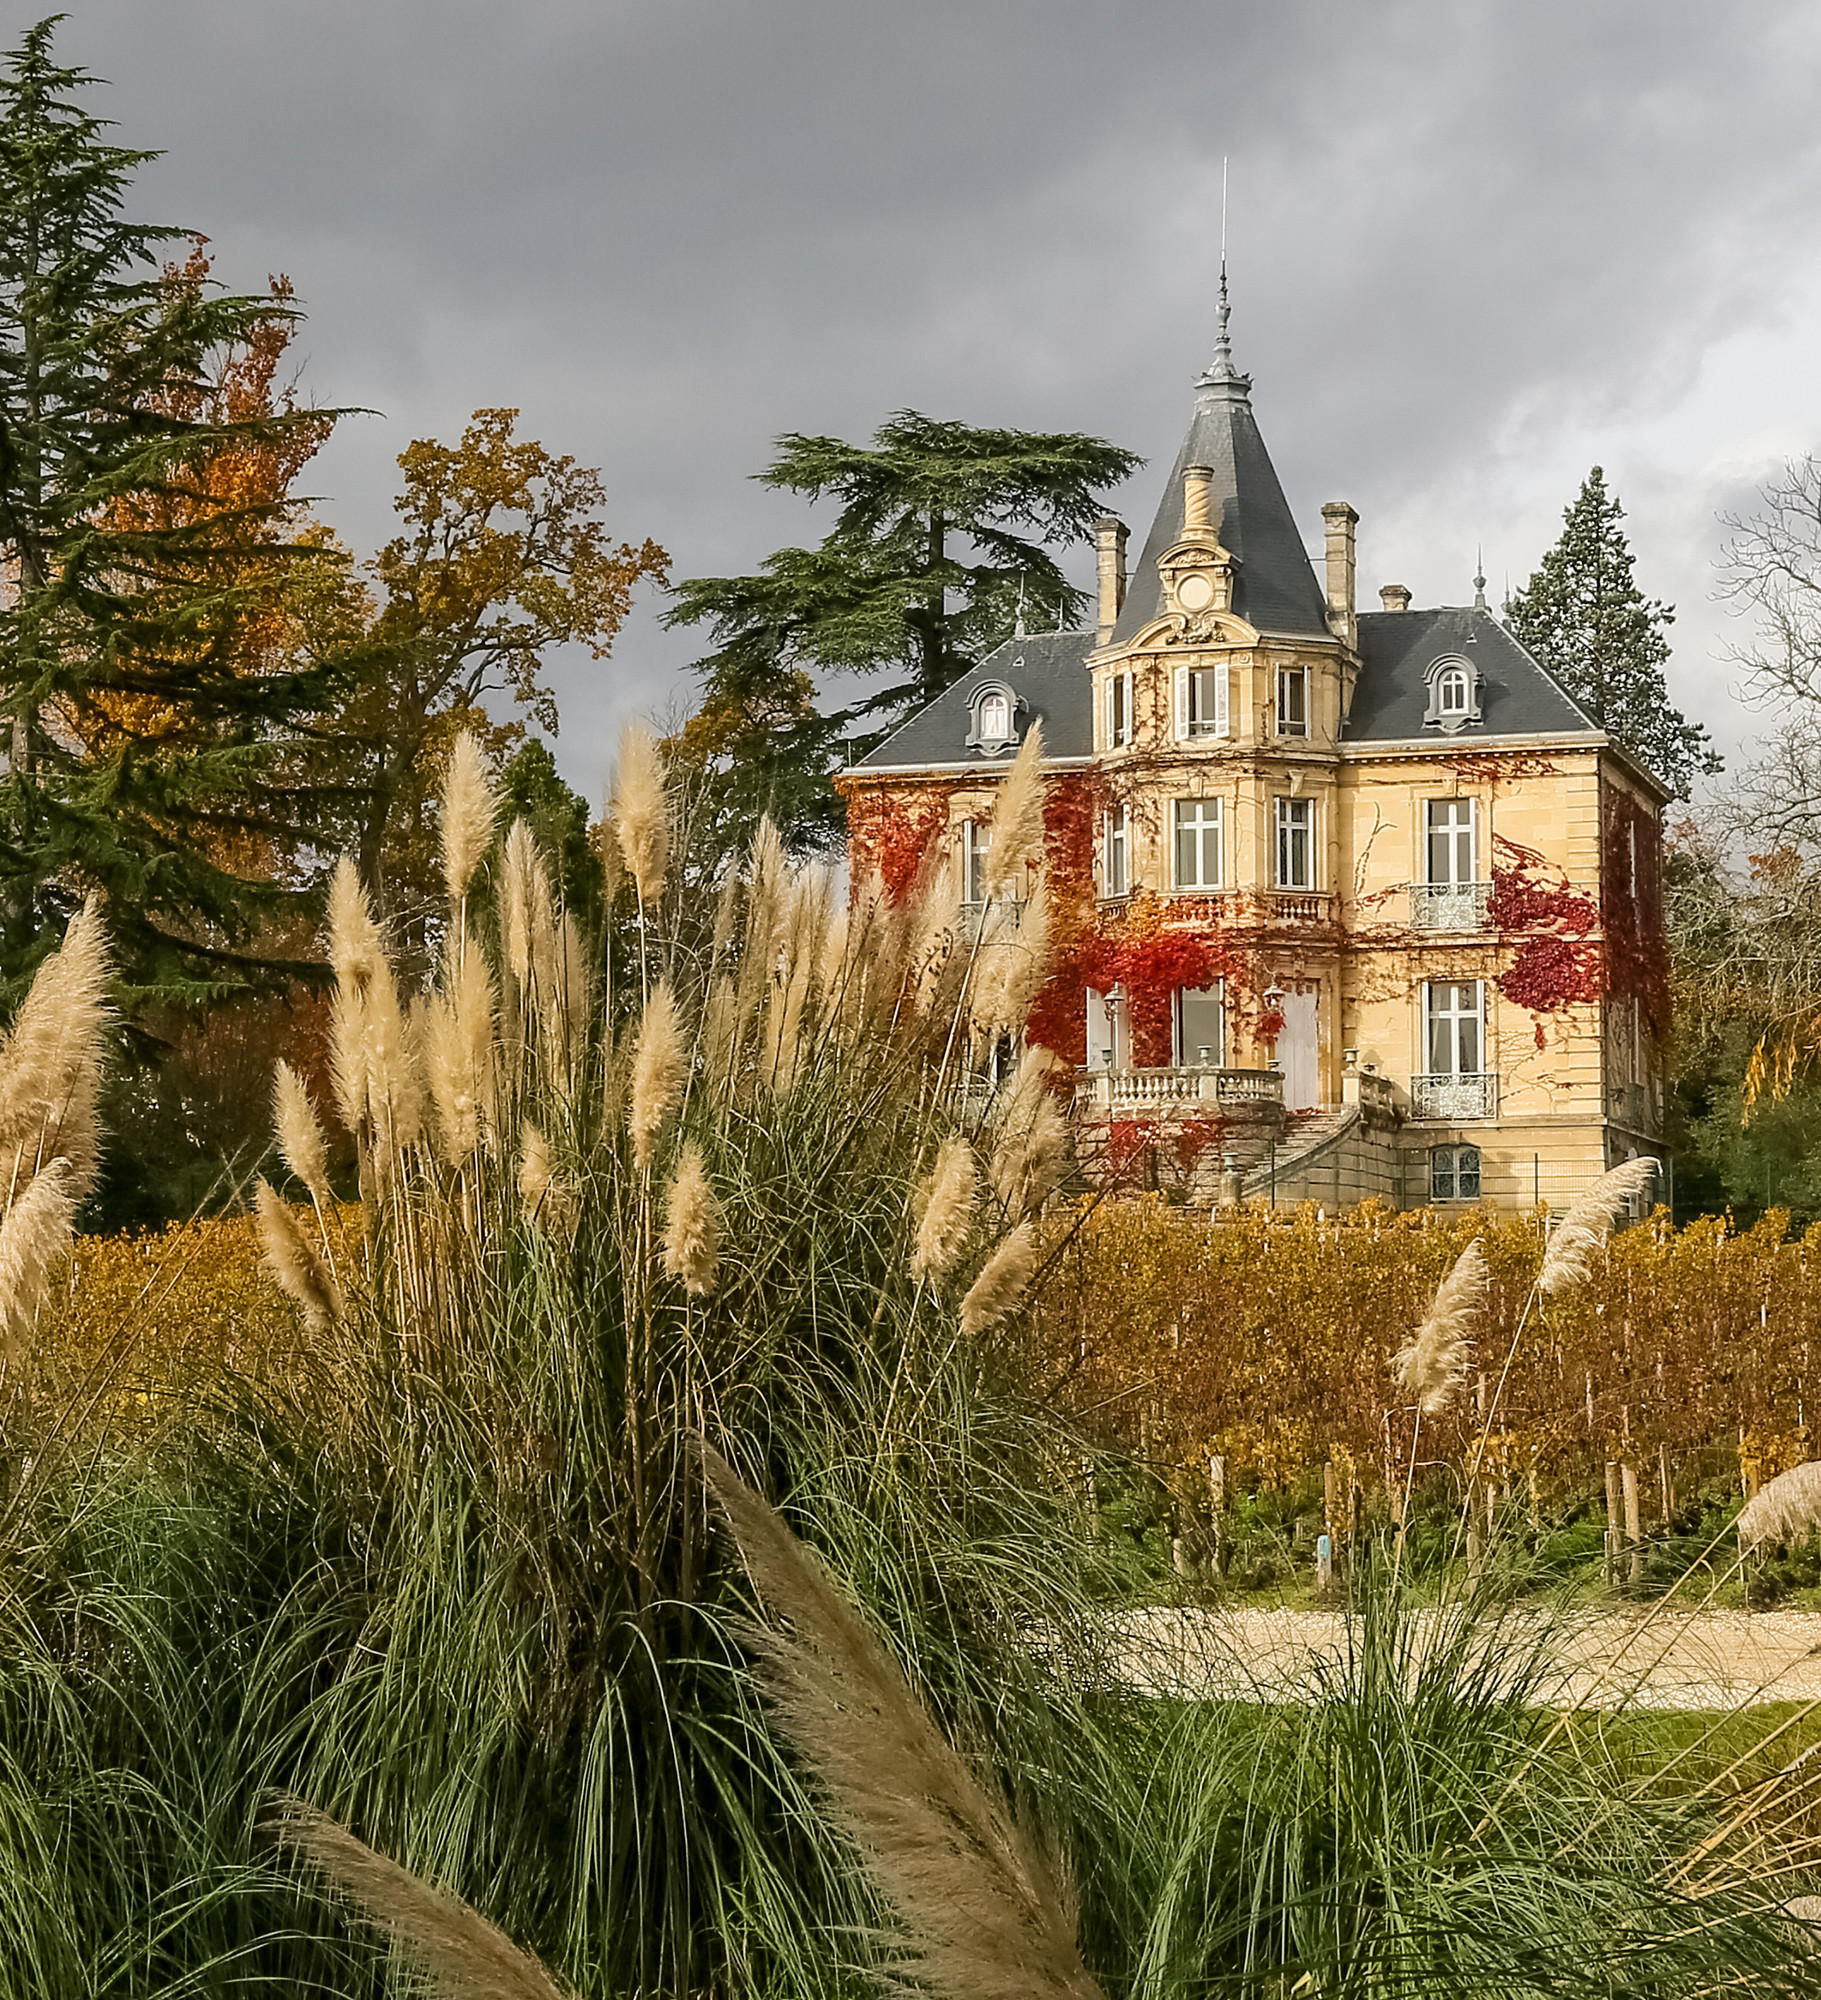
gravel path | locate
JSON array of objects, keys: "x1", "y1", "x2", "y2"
[{"x1": 1107, "y1": 1606, "x2": 1821, "y2": 1710}]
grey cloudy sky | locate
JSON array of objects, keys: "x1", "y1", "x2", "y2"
[{"x1": 30, "y1": 0, "x2": 1821, "y2": 807}]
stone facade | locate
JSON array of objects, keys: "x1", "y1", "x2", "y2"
[{"x1": 836, "y1": 325, "x2": 1668, "y2": 1214}]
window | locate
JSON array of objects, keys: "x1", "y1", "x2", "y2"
[
  {"x1": 1173, "y1": 797, "x2": 1223, "y2": 889},
  {"x1": 1425, "y1": 980, "x2": 1484, "y2": 1076},
  {"x1": 1277, "y1": 664, "x2": 1309, "y2": 737},
  {"x1": 1186, "y1": 664, "x2": 1227, "y2": 737},
  {"x1": 1425, "y1": 799, "x2": 1476, "y2": 886},
  {"x1": 1422, "y1": 654, "x2": 1482, "y2": 732},
  {"x1": 1275, "y1": 796, "x2": 1315, "y2": 889},
  {"x1": 977, "y1": 690, "x2": 1010, "y2": 742},
  {"x1": 961, "y1": 820, "x2": 990, "y2": 905},
  {"x1": 1430, "y1": 1143, "x2": 1482, "y2": 1202},
  {"x1": 1176, "y1": 983, "x2": 1225, "y2": 1066},
  {"x1": 1102, "y1": 805, "x2": 1129, "y2": 897},
  {"x1": 1106, "y1": 673, "x2": 1129, "y2": 749}
]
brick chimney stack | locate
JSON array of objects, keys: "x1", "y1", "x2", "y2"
[
  {"x1": 1321, "y1": 501, "x2": 1358, "y2": 650},
  {"x1": 1095, "y1": 515, "x2": 1128, "y2": 646}
]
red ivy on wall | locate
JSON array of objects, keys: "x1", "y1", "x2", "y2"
[
  {"x1": 1488, "y1": 834, "x2": 1603, "y2": 1041},
  {"x1": 1601, "y1": 787, "x2": 1671, "y2": 1034},
  {"x1": 845, "y1": 783, "x2": 962, "y2": 905}
]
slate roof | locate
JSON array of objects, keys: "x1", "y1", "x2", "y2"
[
  {"x1": 849, "y1": 605, "x2": 1606, "y2": 772},
  {"x1": 849, "y1": 628, "x2": 1096, "y2": 772},
  {"x1": 1346, "y1": 605, "x2": 1600, "y2": 744},
  {"x1": 1109, "y1": 371, "x2": 1332, "y2": 644}
]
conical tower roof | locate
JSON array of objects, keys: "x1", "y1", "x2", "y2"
[{"x1": 1110, "y1": 284, "x2": 1331, "y2": 644}]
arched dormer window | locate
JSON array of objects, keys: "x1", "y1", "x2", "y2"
[
  {"x1": 966, "y1": 682, "x2": 1020, "y2": 754},
  {"x1": 1422, "y1": 654, "x2": 1482, "y2": 734}
]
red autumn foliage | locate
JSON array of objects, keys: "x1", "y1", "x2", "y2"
[{"x1": 845, "y1": 784, "x2": 958, "y2": 905}]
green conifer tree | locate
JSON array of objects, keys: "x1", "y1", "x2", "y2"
[
  {"x1": 666, "y1": 412, "x2": 1139, "y2": 855},
  {"x1": 0, "y1": 19, "x2": 346, "y2": 998},
  {"x1": 1505, "y1": 466, "x2": 1718, "y2": 798}
]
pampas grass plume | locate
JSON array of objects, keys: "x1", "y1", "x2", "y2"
[
  {"x1": 255, "y1": 1178, "x2": 343, "y2": 1335},
  {"x1": 273, "y1": 1060, "x2": 331, "y2": 1202},
  {"x1": 982, "y1": 720, "x2": 1046, "y2": 897},
  {"x1": 700, "y1": 1443, "x2": 1104, "y2": 2000},
  {"x1": 326, "y1": 856, "x2": 381, "y2": 995},
  {"x1": 0, "y1": 894, "x2": 113, "y2": 1188},
  {"x1": 613, "y1": 721, "x2": 669, "y2": 906},
  {"x1": 959, "y1": 1220, "x2": 1038, "y2": 1338},
  {"x1": 911, "y1": 1136, "x2": 976, "y2": 1283},
  {"x1": 441, "y1": 730, "x2": 496, "y2": 907},
  {"x1": 1539, "y1": 1157, "x2": 1658, "y2": 1296},
  {"x1": 1737, "y1": 1460, "x2": 1821, "y2": 1552},
  {"x1": 0, "y1": 1156, "x2": 77, "y2": 1365},
  {"x1": 629, "y1": 981, "x2": 684, "y2": 1170},
  {"x1": 518, "y1": 1122, "x2": 553, "y2": 1217},
  {"x1": 272, "y1": 1799, "x2": 571, "y2": 2000},
  {"x1": 662, "y1": 1143, "x2": 721, "y2": 1296},
  {"x1": 988, "y1": 1048, "x2": 1068, "y2": 1217},
  {"x1": 1392, "y1": 1239, "x2": 1487, "y2": 1416}
]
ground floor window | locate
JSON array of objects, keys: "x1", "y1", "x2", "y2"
[
  {"x1": 1430, "y1": 1143, "x2": 1482, "y2": 1201},
  {"x1": 1175, "y1": 983, "x2": 1224, "y2": 1066}
]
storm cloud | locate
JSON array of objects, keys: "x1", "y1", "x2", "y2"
[{"x1": 33, "y1": 0, "x2": 1821, "y2": 802}]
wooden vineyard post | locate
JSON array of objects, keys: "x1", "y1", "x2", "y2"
[
  {"x1": 1208, "y1": 1453, "x2": 1226, "y2": 1575},
  {"x1": 1621, "y1": 1461, "x2": 1643, "y2": 1586},
  {"x1": 1604, "y1": 1460, "x2": 1625, "y2": 1586},
  {"x1": 1658, "y1": 1442, "x2": 1675, "y2": 1526}
]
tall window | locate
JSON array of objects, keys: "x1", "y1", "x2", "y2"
[
  {"x1": 1275, "y1": 797, "x2": 1315, "y2": 889},
  {"x1": 976, "y1": 689, "x2": 1011, "y2": 743},
  {"x1": 1436, "y1": 666, "x2": 1470, "y2": 720},
  {"x1": 1187, "y1": 665, "x2": 1226, "y2": 737},
  {"x1": 1106, "y1": 673, "x2": 1129, "y2": 749},
  {"x1": 962, "y1": 820, "x2": 989, "y2": 905},
  {"x1": 1102, "y1": 805, "x2": 1129, "y2": 897},
  {"x1": 1173, "y1": 797, "x2": 1223, "y2": 889},
  {"x1": 1277, "y1": 664, "x2": 1309, "y2": 737},
  {"x1": 1176, "y1": 983, "x2": 1225, "y2": 1066},
  {"x1": 1425, "y1": 980, "x2": 1484, "y2": 1075},
  {"x1": 1425, "y1": 799, "x2": 1476, "y2": 885}
]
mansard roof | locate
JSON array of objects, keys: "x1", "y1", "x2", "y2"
[
  {"x1": 848, "y1": 628, "x2": 1096, "y2": 773},
  {"x1": 1346, "y1": 605, "x2": 1600, "y2": 745},
  {"x1": 1109, "y1": 369, "x2": 1332, "y2": 644},
  {"x1": 847, "y1": 604, "x2": 1609, "y2": 774}
]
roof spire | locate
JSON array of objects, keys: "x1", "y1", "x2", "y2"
[
  {"x1": 1198, "y1": 159, "x2": 1250, "y2": 394},
  {"x1": 1473, "y1": 547, "x2": 1488, "y2": 612}
]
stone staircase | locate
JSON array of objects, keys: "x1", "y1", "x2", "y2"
[{"x1": 1238, "y1": 1104, "x2": 1362, "y2": 1202}]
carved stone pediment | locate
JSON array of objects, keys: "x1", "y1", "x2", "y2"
[{"x1": 1158, "y1": 535, "x2": 1239, "y2": 621}]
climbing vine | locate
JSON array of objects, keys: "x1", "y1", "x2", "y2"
[{"x1": 1488, "y1": 833, "x2": 1603, "y2": 1040}]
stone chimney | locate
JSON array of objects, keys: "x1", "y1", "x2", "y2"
[
  {"x1": 1182, "y1": 464, "x2": 1215, "y2": 535},
  {"x1": 1321, "y1": 501, "x2": 1358, "y2": 649},
  {"x1": 1379, "y1": 583, "x2": 1412, "y2": 613},
  {"x1": 1094, "y1": 515, "x2": 1128, "y2": 646}
]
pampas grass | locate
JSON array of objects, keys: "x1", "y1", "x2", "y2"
[
  {"x1": 1737, "y1": 1460, "x2": 1821, "y2": 1552},
  {"x1": 0, "y1": 1156, "x2": 77, "y2": 1364},
  {"x1": 442, "y1": 731, "x2": 497, "y2": 908},
  {"x1": 629, "y1": 981, "x2": 683, "y2": 1171},
  {"x1": 988, "y1": 1048, "x2": 1069, "y2": 1218},
  {"x1": 254, "y1": 1178, "x2": 343, "y2": 1335},
  {"x1": 613, "y1": 721, "x2": 669, "y2": 907},
  {"x1": 0, "y1": 894, "x2": 112, "y2": 1199},
  {"x1": 982, "y1": 722, "x2": 1047, "y2": 899},
  {"x1": 1538, "y1": 1157, "x2": 1659, "y2": 1296},
  {"x1": 960, "y1": 1222, "x2": 1038, "y2": 1338},
  {"x1": 911, "y1": 1137, "x2": 976, "y2": 1284},
  {"x1": 701, "y1": 1444, "x2": 1105, "y2": 2000},
  {"x1": 273, "y1": 1800, "x2": 571, "y2": 2000},
  {"x1": 274, "y1": 1061, "x2": 332, "y2": 1205},
  {"x1": 662, "y1": 1144, "x2": 721, "y2": 1296},
  {"x1": 1392, "y1": 1239, "x2": 1487, "y2": 1416}
]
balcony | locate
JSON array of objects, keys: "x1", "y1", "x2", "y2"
[
  {"x1": 1411, "y1": 1072, "x2": 1498, "y2": 1122},
  {"x1": 1268, "y1": 890, "x2": 1336, "y2": 926},
  {"x1": 1409, "y1": 881, "x2": 1492, "y2": 932},
  {"x1": 1074, "y1": 1066, "x2": 1285, "y2": 1113}
]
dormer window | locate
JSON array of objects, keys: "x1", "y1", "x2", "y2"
[
  {"x1": 1422, "y1": 654, "x2": 1482, "y2": 733},
  {"x1": 966, "y1": 683, "x2": 1019, "y2": 753}
]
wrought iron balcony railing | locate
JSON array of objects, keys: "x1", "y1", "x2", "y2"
[
  {"x1": 1409, "y1": 881, "x2": 1493, "y2": 932},
  {"x1": 1410, "y1": 1071, "x2": 1497, "y2": 1121}
]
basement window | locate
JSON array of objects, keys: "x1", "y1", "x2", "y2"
[{"x1": 1430, "y1": 1143, "x2": 1482, "y2": 1202}]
